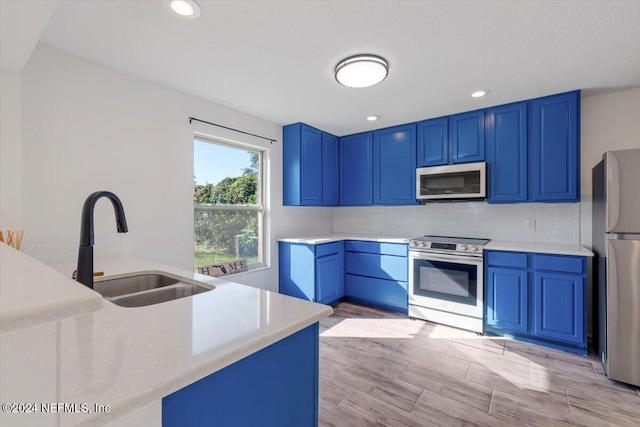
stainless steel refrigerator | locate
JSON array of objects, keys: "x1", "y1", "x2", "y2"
[{"x1": 592, "y1": 148, "x2": 640, "y2": 387}]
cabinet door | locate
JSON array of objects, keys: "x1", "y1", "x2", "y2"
[
  {"x1": 373, "y1": 124, "x2": 417, "y2": 205},
  {"x1": 417, "y1": 118, "x2": 448, "y2": 167},
  {"x1": 449, "y1": 111, "x2": 485, "y2": 164},
  {"x1": 533, "y1": 272, "x2": 584, "y2": 345},
  {"x1": 278, "y1": 242, "x2": 317, "y2": 302},
  {"x1": 486, "y1": 103, "x2": 528, "y2": 203},
  {"x1": 299, "y1": 125, "x2": 323, "y2": 205},
  {"x1": 340, "y1": 132, "x2": 373, "y2": 205},
  {"x1": 322, "y1": 133, "x2": 339, "y2": 206},
  {"x1": 283, "y1": 123, "x2": 322, "y2": 206},
  {"x1": 486, "y1": 267, "x2": 528, "y2": 332},
  {"x1": 316, "y1": 253, "x2": 344, "y2": 305},
  {"x1": 530, "y1": 91, "x2": 579, "y2": 202}
]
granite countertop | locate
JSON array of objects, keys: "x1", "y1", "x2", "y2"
[{"x1": 0, "y1": 247, "x2": 332, "y2": 427}]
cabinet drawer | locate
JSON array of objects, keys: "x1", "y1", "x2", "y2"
[
  {"x1": 533, "y1": 254, "x2": 584, "y2": 274},
  {"x1": 345, "y1": 252, "x2": 408, "y2": 281},
  {"x1": 345, "y1": 240, "x2": 408, "y2": 256},
  {"x1": 486, "y1": 251, "x2": 528, "y2": 269},
  {"x1": 345, "y1": 274, "x2": 408, "y2": 310},
  {"x1": 316, "y1": 242, "x2": 342, "y2": 258}
]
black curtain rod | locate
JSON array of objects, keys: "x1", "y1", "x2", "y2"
[{"x1": 189, "y1": 117, "x2": 276, "y2": 144}]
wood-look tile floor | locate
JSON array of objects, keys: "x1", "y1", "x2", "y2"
[{"x1": 318, "y1": 303, "x2": 640, "y2": 427}]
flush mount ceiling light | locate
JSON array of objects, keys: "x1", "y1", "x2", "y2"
[
  {"x1": 335, "y1": 54, "x2": 389, "y2": 88},
  {"x1": 163, "y1": 0, "x2": 201, "y2": 19},
  {"x1": 366, "y1": 115, "x2": 380, "y2": 121},
  {"x1": 471, "y1": 90, "x2": 489, "y2": 98}
]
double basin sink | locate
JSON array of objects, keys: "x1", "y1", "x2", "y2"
[{"x1": 94, "y1": 273, "x2": 214, "y2": 307}]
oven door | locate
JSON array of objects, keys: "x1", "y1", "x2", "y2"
[{"x1": 409, "y1": 251, "x2": 483, "y2": 318}]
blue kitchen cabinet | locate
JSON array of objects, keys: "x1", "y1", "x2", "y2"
[
  {"x1": 279, "y1": 241, "x2": 344, "y2": 305},
  {"x1": 283, "y1": 123, "x2": 339, "y2": 206},
  {"x1": 163, "y1": 323, "x2": 320, "y2": 427},
  {"x1": 417, "y1": 117, "x2": 448, "y2": 167},
  {"x1": 373, "y1": 124, "x2": 417, "y2": 205},
  {"x1": 316, "y1": 250, "x2": 345, "y2": 305},
  {"x1": 344, "y1": 240, "x2": 409, "y2": 313},
  {"x1": 486, "y1": 267, "x2": 528, "y2": 332},
  {"x1": 485, "y1": 250, "x2": 587, "y2": 354},
  {"x1": 340, "y1": 132, "x2": 374, "y2": 205},
  {"x1": 449, "y1": 110, "x2": 485, "y2": 164},
  {"x1": 486, "y1": 102, "x2": 528, "y2": 203},
  {"x1": 322, "y1": 132, "x2": 340, "y2": 205},
  {"x1": 529, "y1": 91, "x2": 580, "y2": 202},
  {"x1": 533, "y1": 271, "x2": 584, "y2": 345}
]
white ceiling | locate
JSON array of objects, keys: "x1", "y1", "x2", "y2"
[{"x1": 26, "y1": 1, "x2": 640, "y2": 135}]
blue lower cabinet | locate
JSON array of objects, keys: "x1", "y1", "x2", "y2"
[
  {"x1": 344, "y1": 241, "x2": 409, "y2": 313},
  {"x1": 279, "y1": 240, "x2": 409, "y2": 313},
  {"x1": 345, "y1": 274, "x2": 408, "y2": 313},
  {"x1": 279, "y1": 241, "x2": 344, "y2": 305},
  {"x1": 316, "y1": 252, "x2": 345, "y2": 305},
  {"x1": 163, "y1": 323, "x2": 320, "y2": 427},
  {"x1": 485, "y1": 250, "x2": 587, "y2": 354},
  {"x1": 533, "y1": 272, "x2": 584, "y2": 345},
  {"x1": 345, "y1": 252, "x2": 408, "y2": 282},
  {"x1": 486, "y1": 267, "x2": 528, "y2": 332}
]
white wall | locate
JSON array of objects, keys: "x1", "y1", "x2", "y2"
[
  {"x1": 0, "y1": 69, "x2": 23, "y2": 230},
  {"x1": 579, "y1": 88, "x2": 640, "y2": 249},
  {"x1": 17, "y1": 44, "x2": 332, "y2": 291}
]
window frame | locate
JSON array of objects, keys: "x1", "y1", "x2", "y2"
[{"x1": 193, "y1": 136, "x2": 266, "y2": 271}]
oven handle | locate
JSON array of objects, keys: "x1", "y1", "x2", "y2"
[{"x1": 409, "y1": 251, "x2": 484, "y2": 265}]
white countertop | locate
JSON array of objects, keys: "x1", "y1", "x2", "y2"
[
  {"x1": 278, "y1": 235, "x2": 593, "y2": 257},
  {"x1": 0, "y1": 248, "x2": 332, "y2": 427},
  {"x1": 485, "y1": 240, "x2": 594, "y2": 257},
  {"x1": 0, "y1": 245, "x2": 104, "y2": 334},
  {"x1": 278, "y1": 234, "x2": 412, "y2": 244}
]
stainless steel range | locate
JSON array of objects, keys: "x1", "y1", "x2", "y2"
[{"x1": 408, "y1": 235, "x2": 490, "y2": 333}]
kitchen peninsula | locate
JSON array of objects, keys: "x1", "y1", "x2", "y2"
[{"x1": 0, "y1": 244, "x2": 331, "y2": 427}]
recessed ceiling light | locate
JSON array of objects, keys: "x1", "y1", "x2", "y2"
[
  {"x1": 335, "y1": 54, "x2": 389, "y2": 88},
  {"x1": 471, "y1": 90, "x2": 489, "y2": 98},
  {"x1": 366, "y1": 115, "x2": 380, "y2": 121},
  {"x1": 163, "y1": 0, "x2": 201, "y2": 19}
]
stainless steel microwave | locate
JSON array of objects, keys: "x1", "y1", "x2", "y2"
[{"x1": 416, "y1": 162, "x2": 486, "y2": 201}]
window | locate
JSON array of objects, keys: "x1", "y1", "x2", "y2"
[{"x1": 193, "y1": 137, "x2": 264, "y2": 271}]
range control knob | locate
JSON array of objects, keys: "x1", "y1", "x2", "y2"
[
  {"x1": 460, "y1": 244, "x2": 468, "y2": 251},
  {"x1": 421, "y1": 241, "x2": 428, "y2": 247},
  {"x1": 411, "y1": 241, "x2": 418, "y2": 246},
  {"x1": 470, "y1": 245, "x2": 478, "y2": 252}
]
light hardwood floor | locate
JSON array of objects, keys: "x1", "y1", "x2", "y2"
[{"x1": 318, "y1": 303, "x2": 640, "y2": 427}]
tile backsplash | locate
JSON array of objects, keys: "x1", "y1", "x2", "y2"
[{"x1": 333, "y1": 202, "x2": 580, "y2": 244}]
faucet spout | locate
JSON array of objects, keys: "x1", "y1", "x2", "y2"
[{"x1": 76, "y1": 191, "x2": 128, "y2": 288}]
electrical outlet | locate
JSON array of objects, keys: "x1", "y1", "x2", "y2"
[{"x1": 525, "y1": 219, "x2": 536, "y2": 231}]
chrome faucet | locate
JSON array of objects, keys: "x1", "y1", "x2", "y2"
[{"x1": 75, "y1": 191, "x2": 128, "y2": 288}]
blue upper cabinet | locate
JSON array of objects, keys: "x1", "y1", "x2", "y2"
[
  {"x1": 449, "y1": 110, "x2": 485, "y2": 164},
  {"x1": 340, "y1": 132, "x2": 374, "y2": 205},
  {"x1": 486, "y1": 102, "x2": 528, "y2": 203},
  {"x1": 417, "y1": 117, "x2": 448, "y2": 167},
  {"x1": 373, "y1": 124, "x2": 417, "y2": 205},
  {"x1": 322, "y1": 133, "x2": 339, "y2": 205},
  {"x1": 529, "y1": 91, "x2": 580, "y2": 202},
  {"x1": 283, "y1": 123, "x2": 339, "y2": 206}
]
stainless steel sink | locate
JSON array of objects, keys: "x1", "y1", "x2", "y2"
[{"x1": 94, "y1": 273, "x2": 214, "y2": 307}]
